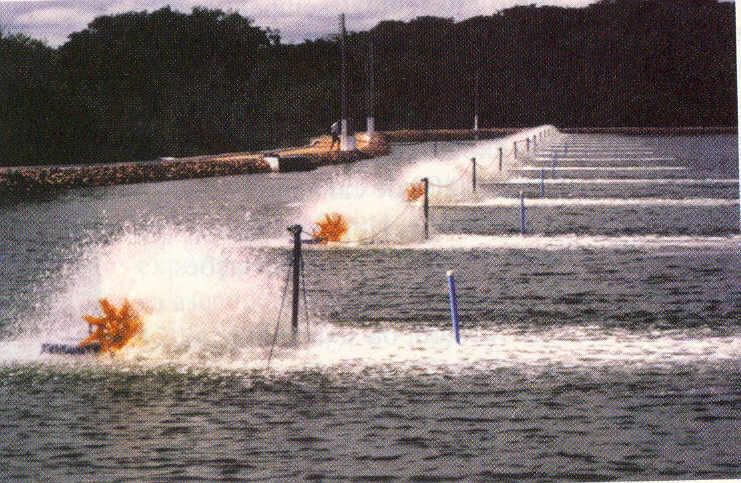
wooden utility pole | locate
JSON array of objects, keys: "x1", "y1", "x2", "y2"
[{"x1": 339, "y1": 14, "x2": 354, "y2": 151}]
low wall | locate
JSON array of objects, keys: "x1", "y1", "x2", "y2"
[
  {"x1": 0, "y1": 155, "x2": 269, "y2": 196},
  {"x1": 0, "y1": 133, "x2": 391, "y2": 197},
  {"x1": 275, "y1": 133, "x2": 391, "y2": 166}
]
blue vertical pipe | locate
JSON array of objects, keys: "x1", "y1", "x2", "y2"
[
  {"x1": 519, "y1": 191, "x2": 526, "y2": 234},
  {"x1": 498, "y1": 147, "x2": 503, "y2": 171},
  {"x1": 540, "y1": 168, "x2": 545, "y2": 197},
  {"x1": 471, "y1": 157, "x2": 477, "y2": 193},
  {"x1": 447, "y1": 270, "x2": 460, "y2": 344}
]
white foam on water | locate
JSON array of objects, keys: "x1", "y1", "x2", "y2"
[
  {"x1": 303, "y1": 179, "x2": 424, "y2": 244},
  {"x1": 387, "y1": 125, "x2": 560, "y2": 201},
  {"x1": 515, "y1": 166, "x2": 686, "y2": 171},
  {"x1": 535, "y1": 153, "x2": 656, "y2": 159},
  {"x1": 537, "y1": 151, "x2": 658, "y2": 155},
  {"x1": 402, "y1": 234, "x2": 741, "y2": 251},
  {"x1": 2, "y1": 324, "x2": 737, "y2": 374},
  {"x1": 553, "y1": 141, "x2": 651, "y2": 145},
  {"x1": 262, "y1": 325, "x2": 739, "y2": 374},
  {"x1": 504, "y1": 177, "x2": 738, "y2": 185},
  {"x1": 3, "y1": 128, "x2": 738, "y2": 376},
  {"x1": 243, "y1": 234, "x2": 741, "y2": 251},
  {"x1": 540, "y1": 147, "x2": 656, "y2": 151},
  {"x1": 534, "y1": 146, "x2": 656, "y2": 149},
  {"x1": 444, "y1": 197, "x2": 738, "y2": 207},
  {"x1": 398, "y1": 159, "x2": 474, "y2": 203},
  {"x1": 2, "y1": 227, "x2": 302, "y2": 366},
  {"x1": 531, "y1": 157, "x2": 675, "y2": 162},
  {"x1": 300, "y1": 128, "x2": 555, "y2": 240}
]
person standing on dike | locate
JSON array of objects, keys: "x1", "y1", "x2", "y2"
[{"x1": 330, "y1": 121, "x2": 340, "y2": 150}]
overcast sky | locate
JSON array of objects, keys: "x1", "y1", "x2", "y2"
[{"x1": 0, "y1": 0, "x2": 612, "y2": 46}]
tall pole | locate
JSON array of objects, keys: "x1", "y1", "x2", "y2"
[
  {"x1": 519, "y1": 191, "x2": 526, "y2": 235},
  {"x1": 339, "y1": 14, "x2": 354, "y2": 151},
  {"x1": 288, "y1": 225, "x2": 302, "y2": 338},
  {"x1": 447, "y1": 271, "x2": 461, "y2": 345},
  {"x1": 472, "y1": 157, "x2": 477, "y2": 192},
  {"x1": 367, "y1": 37, "x2": 375, "y2": 137},
  {"x1": 473, "y1": 33, "x2": 481, "y2": 140},
  {"x1": 540, "y1": 168, "x2": 545, "y2": 197},
  {"x1": 422, "y1": 177, "x2": 430, "y2": 240},
  {"x1": 340, "y1": 13, "x2": 347, "y2": 131},
  {"x1": 474, "y1": 67, "x2": 480, "y2": 138}
]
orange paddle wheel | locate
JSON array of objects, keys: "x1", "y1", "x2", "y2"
[
  {"x1": 79, "y1": 298, "x2": 142, "y2": 353},
  {"x1": 311, "y1": 212, "x2": 349, "y2": 243},
  {"x1": 405, "y1": 181, "x2": 425, "y2": 201}
]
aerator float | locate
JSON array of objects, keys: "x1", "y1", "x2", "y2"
[
  {"x1": 405, "y1": 181, "x2": 425, "y2": 202},
  {"x1": 311, "y1": 212, "x2": 349, "y2": 243},
  {"x1": 41, "y1": 298, "x2": 142, "y2": 356}
]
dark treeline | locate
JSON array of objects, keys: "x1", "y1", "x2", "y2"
[{"x1": 0, "y1": 0, "x2": 735, "y2": 166}]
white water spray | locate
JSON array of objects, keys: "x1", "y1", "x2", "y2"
[
  {"x1": 7, "y1": 227, "x2": 301, "y2": 364},
  {"x1": 304, "y1": 180, "x2": 423, "y2": 244}
]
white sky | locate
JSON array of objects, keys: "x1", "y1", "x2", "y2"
[{"x1": 0, "y1": 0, "x2": 606, "y2": 46}]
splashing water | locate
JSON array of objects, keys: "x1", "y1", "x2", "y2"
[
  {"x1": 263, "y1": 324, "x2": 739, "y2": 375},
  {"x1": 311, "y1": 213, "x2": 349, "y2": 242},
  {"x1": 6, "y1": 227, "x2": 300, "y2": 365},
  {"x1": 398, "y1": 160, "x2": 472, "y2": 205},
  {"x1": 431, "y1": 139, "x2": 518, "y2": 183},
  {"x1": 301, "y1": 126, "x2": 559, "y2": 242},
  {"x1": 396, "y1": 126, "x2": 560, "y2": 200},
  {"x1": 304, "y1": 180, "x2": 423, "y2": 244}
]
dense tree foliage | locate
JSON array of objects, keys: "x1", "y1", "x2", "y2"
[{"x1": 0, "y1": 0, "x2": 735, "y2": 166}]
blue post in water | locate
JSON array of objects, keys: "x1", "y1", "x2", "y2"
[
  {"x1": 519, "y1": 191, "x2": 526, "y2": 234},
  {"x1": 540, "y1": 168, "x2": 545, "y2": 197},
  {"x1": 447, "y1": 270, "x2": 460, "y2": 344},
  {"x1": 551, "y1": 156, "x2": 557, "y2": 178}
]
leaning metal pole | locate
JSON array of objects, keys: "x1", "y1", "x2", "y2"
[{"x1": 288, "y1": 224, "x2": 302, "y2": 338}]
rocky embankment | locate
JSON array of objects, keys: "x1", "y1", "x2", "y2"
[
  {"x1": 0, "y1": 154, "x2": 270, "y2": 196},
  {"x1": 278, "y1": 133, "x2": 391, "y2": 164},
  {"x1": 0, "y1": 133, "x2": 391, "y2": 196}
]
